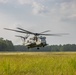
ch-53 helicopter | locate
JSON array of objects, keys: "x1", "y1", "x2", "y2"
[{"x1": 4, "y1": 27, "x2": 68, "y2": 49}]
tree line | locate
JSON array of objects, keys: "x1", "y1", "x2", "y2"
[
  {"x1": 0, "y1": 38, "x2": 76, "y2": 52},
  {"x1": 0, "y1": 38, "x2": 14, "y2": 51},
  {"x1": 14, "y1": 44, "x2": 76, "y2": 52},
  {"x1": 50, "y1": 44, "x2": 76, "y2": 52}
]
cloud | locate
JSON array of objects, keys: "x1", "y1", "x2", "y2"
[
  {"x1": 32, "y1": 2, "x2": 48, "y2": 15},
  {"x1": 17, "y1": 0, "x2": 33, "y2": 5},
  {"x1": 49, "y1": 0, "x2": 76, "y2": 22},
  {"x1": 60, "y1": 1, "x2": 76, "y2": 22},
  {"x1": 0, "y1": 0, "x2": 50, "y2": 15},
  {"x1": 17, "y1": 0, "x2": 48, "y2": 15},
  {"x1": 0, "y1": 0, "x2": 8, "y2": 4},
  {"x1": 0, "y1": 0, "x2": 76, "y2": 19}
]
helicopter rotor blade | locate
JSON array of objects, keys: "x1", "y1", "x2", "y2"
[
  {"x1": 4, "y1": 28, "x2": 28, "y2": 33},
  {"x1": 37, "y1": 33, "x2": 69, "y2": 36},
  {"x1": 4, "y1": 28, "x2": 69, "y2": 36},
  {"x1": 40, "y1": 30, "x2": 50, "y2": 34},
  {"x1": 17, "y1": 27, "x2": 34, "y2": 34},
  {"x1": 17, "y1": 27, "x2": 44, "y2": 36},
  {"x1": 4, "y1": 28, "x2": 39, "y2": 35}
]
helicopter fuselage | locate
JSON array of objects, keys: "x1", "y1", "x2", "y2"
[{"x1": 25, "y1": 36, "x2": 47, "y2": 48}]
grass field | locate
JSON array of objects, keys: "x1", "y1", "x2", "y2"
[{"x1": 0, "y1": 52, "x2": 76, "y2": 75}]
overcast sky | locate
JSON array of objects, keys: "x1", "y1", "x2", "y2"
[{"x1": 0, "y1": 0, "x2": 76, "y2": 45}]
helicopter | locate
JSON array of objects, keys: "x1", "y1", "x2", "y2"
[{"x1": 4, "y1": 27, "x2": 68, "y2": 49}]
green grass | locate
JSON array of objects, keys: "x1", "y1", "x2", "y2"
[{"x1": 0, "y1": 52, "x2": 76, "y2": 75}]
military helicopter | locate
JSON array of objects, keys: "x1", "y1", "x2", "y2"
[{"x1": 4, "y1": 27, "x2": 68, "y2": 49}]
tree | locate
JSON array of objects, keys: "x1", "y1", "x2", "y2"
[{"x1": 0, "y1": 38, "x2": 14, "y2": 51}]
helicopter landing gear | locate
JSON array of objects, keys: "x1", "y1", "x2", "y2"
[
  {"x1": 43, "y1": 46, "x2": 44, "y2": 47},
  {"x1": 37, "y1": 47, "x2": 39, "y2": 49}
]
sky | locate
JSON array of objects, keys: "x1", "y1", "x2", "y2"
[{"x1": 0, "y1": 0, "x2": 76, "y2": 45}]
